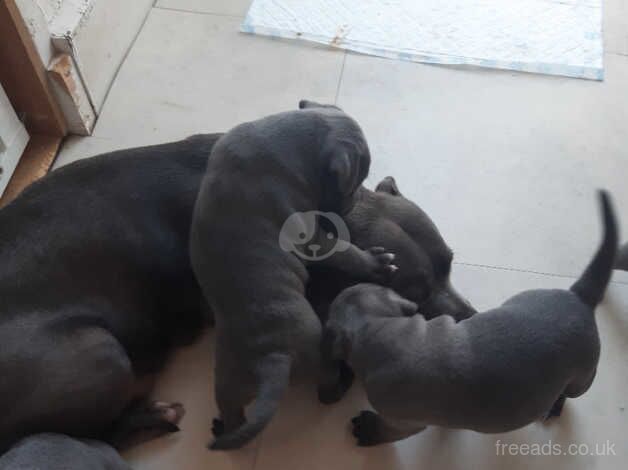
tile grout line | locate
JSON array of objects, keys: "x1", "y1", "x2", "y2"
[
  {"x1": 97, "y1": 5, "x2": 155, "y2": 123},
  {"x1": 153, "y1": 5, "x2": 244, "y2": 19},
  {"x1": 453, "y1": 261, "x2": 628, "y2": 286},
  {"x1": 249, "y1": 436, "x2": 264, "y2": 470},
  {"x1": 334, "y1": 52, "x2": 348, "y2": 106}
]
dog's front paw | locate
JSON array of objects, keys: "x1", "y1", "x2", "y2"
[
  {"x1": 318, "y1": 362, "x2": 355, "y2": 404},
  {"x1": 351, "y1": 410, "x2": 381, "y2": 446},
  {"x1": 364, "y1": 247, "x2": 397, "y2": 282},
  {"x1": 211, "y1": 418, "x2": 225, "y2": 437}
]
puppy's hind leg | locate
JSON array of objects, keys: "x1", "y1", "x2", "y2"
[
  {"x1": 545, "y1": 394, "x2": 567, "y2": 420},
  {"x1": 210, "y1": 353, "x2": 292, "y2": 450},
  {"x1": 212, "y1": 379, "x2": 246, "y2": 439},
  {"x1": 318, "y1": 361, "x2": 354, "y2": 405},
  {"x1": 317, "y1": 328, "x2": 354, "y2": 404},
  {"x1": 351, "y1": 411, "x2": 426, "y2": 446},
  {"x1": 546, "y1": 369, "x2": 597, "y2": 421}
]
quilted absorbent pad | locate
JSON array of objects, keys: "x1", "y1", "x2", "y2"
[{"x1": 242, "y1": 0, "x2": 604, "y2": 80}]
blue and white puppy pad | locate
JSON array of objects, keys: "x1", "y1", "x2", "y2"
[{"x1": 242, "y1": 0, "x2": 604, "y2": 80}]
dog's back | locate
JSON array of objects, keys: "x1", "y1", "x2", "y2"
[{"x1": 0, "y1": 134, "x2": 220, "y2": 359}]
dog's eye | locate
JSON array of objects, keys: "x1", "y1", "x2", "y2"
[{"x1": 326, "y1": 232, "x2": 335, "y2": 239}]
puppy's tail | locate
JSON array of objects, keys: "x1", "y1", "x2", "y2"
[
  {"x1": 210, "y1": 353, "x2": 291, "y2": 450},
  {"x1": 615, "y1": 243, "x2": 628, "y2": 271},
  {"x1": 570, "y1": 190, "x2": 618, "y2": 308}
]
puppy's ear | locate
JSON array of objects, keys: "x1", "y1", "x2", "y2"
[
  {"x1": 299, "y1": 99, "x2": 342, "y2": 111},
  {"x1": 398, "y1": 299, "x2": 419, "y2": 316},
  {"x1": 375, "y1": 176, "x2": 401, "y2": 196},
  {"x1": 328, "y1": 149, "x2": 353, "y2": 191}
]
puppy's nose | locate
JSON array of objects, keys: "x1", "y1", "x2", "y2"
[{"x1": 309, "y1": 244, "x2": 321, "y2": 254}]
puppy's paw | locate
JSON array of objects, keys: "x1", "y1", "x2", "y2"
[
  {"x1": 318, "y1": 362, "x2": 355, "y2": 404},
  {"x1": 107, "y1": 401, "x2": 184, "y2": 449},
  {"x1": 364, "y1": 247, "x2": 397, "y2": 282},
  {"x1": 211, "y1": 418, "x2": 225, "y2": 437},
  {"x1": 152, "y1": 401, "x2": 186, "y2": 426},
  {"x1": 351, "y1": 410, "x2": 381, "y2": 446}
]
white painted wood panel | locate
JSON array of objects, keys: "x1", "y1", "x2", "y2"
[{"x1": 0, "y1": 84, "x2": 30, "y2": 196}]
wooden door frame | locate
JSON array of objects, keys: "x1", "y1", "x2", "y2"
[{"x1": 0, "y1": 0, "x2": 67, "y2": 206}]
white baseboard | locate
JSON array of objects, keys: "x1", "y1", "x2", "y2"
[{"x1": 0, "y1": 126, "x2": 29, "y2": 197}]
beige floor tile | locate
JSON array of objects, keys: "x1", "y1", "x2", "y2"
[
  {"x1": 156, "y1": 0, "x2": 252, "y2": 17},
  {"x1": 337, "y1": 52, "x2": 628, "y2": 279},
  {"x1": 91, "y1": 9, "x2": 344, "y2": 147}
]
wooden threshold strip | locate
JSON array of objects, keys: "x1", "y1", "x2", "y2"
[{"x1": 0, "y1": 134, "x2": 62, "y2": 208}]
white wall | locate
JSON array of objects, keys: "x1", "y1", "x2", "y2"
[{"x1": 0, "y1": 84, "x2": 29, "y2": 196}]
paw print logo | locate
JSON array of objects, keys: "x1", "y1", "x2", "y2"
[{"x1": 279, "y1": 211, "x2": 350, "y2": 261}]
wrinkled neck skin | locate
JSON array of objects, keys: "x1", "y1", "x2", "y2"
[
  {"x1": 337, "y1": 184, "x2": 367, "y2": 217},
  {"x1": 331, "y1": 305, "x2": 412, "y2": 371}
]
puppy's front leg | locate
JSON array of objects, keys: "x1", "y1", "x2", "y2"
[
  {"x1": 319, "y1": 244, "x2": 397, "y2": 283},
  {"x1": 351, "y1": 411, "x2": 426, "y2": 446},
  {"x1": 317, "y1": 328, "x2": 353, "y2": 404}
]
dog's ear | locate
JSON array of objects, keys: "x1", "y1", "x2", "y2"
[
  {"x1": 398, "y1": 298, "x2": 419, "y2": 316},
  {"x1": 324, "y1": 146, "x2": 369, "y2": 211},
  {"x1": 375, "y1": 176, "x2": 401, "y2": 196},
  {"x1": 328, "y1": 149, "x2": 353, "y2": 191},
  {"x1": 299, "y1": 99, "x2": 342, "y2": 111}
]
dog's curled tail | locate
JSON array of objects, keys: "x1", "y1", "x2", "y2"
[
  {"x1": 210, "y1": 353, "x2": 291, "y2": 451},
  {"x1": 570, "y1": 190, "x2": 618, "y2": 308}
]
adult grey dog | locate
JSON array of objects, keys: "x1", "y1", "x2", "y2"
[
  {"x1": 0, "y1": 434, "x2": 131, "y2": 470},
  {"x1": 323, "y1": 191, "x2": 616, "y2": 446},
  {"x1": 0, "y1": 118, "x2": 472, "y2": 454},
  {"x1": 190, "y1": 101, "x2": 397, "y2": 450},
  {"x1": 0, "y1": 135, "x2": 221, "y2": 453}
]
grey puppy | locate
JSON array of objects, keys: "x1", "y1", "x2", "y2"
[
  {"x1": 307, "y1": 177, "x2": 476, "y2": 405},
  {"x1": 323, "y1": 191, "x2": 617, "y2": 446},
  {"x1": 0, "y1": 434, "x2": 131, "y2": 470},
  {"x1": 190, "y1": 101, "x2": 396, "y2": 450},
  {"x1": 616, "y1": 242, "x2": 628, "y2": 270}
]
